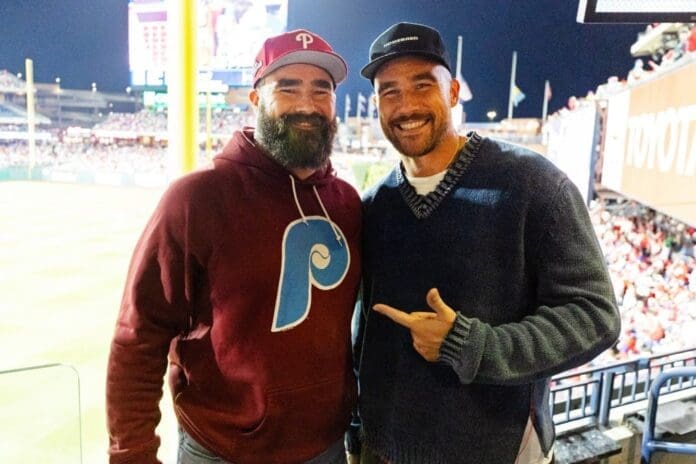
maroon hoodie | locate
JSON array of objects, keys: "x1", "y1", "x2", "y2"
[{"x1": 107, "y1": 128, "x2": 361, "y2": 463}]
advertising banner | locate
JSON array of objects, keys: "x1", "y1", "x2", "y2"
[
  {"x1": 603, "y1": 60, "x2": 696, "y2": 226},
  {"x1": 545, "y1": 105, "x2": 599, "y2": 204}
]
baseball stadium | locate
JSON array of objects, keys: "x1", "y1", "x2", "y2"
[{"x1": 1, "y1": 1, "x2": 695, "y2": 463}]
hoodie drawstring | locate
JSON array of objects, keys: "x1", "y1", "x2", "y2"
[
  {"x1": 288, "y1": 174, "x2": 343, "y2": 246},
  {"x1": 312, "y1": 185, "x2": 343, "y2": 245},
  {"x1": 289, "y1": 175, "x2": 308, "y2": 224}
]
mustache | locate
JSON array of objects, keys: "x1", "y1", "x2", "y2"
[
  {"x1": 280, "y1": 112, "x2": 330, "y2": 127},
  {"x1": 390, "y1": 113, "x2": 431, "y2": 125}
]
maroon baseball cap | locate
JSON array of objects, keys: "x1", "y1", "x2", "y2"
[{"x1": 252, "y1": 29, "x2": 347, "y2": 87}]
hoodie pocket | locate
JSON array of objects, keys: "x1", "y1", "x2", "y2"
[{"x1": 240, "y1": 375, "x2": 355, "y2": 455}]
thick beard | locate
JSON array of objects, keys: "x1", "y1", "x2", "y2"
[
  {"x1": 380, "y1": 113, "x2": 447, "y2": 158},
  {"x1": 256, "y1": 104, "x2": 337, "y2": 170}
]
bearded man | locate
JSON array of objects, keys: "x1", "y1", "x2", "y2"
[{"x1": 107, "y1": 29, "x2": 361, "y2": 464}]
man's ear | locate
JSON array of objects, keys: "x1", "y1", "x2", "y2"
[
  {"x1": 449, "y1": 78, "x2": 460, "y2": 108},
  {"x1": 249, "y1": 87, "x2": 260, "y2": 108}
]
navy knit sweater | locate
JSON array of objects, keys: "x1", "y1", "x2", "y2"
[{"x1": 355, "y1": 132, "x2": 620, "y2": 463}]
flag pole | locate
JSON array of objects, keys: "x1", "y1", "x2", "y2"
[
  {"x1": 25, "y1": 59, "x2": 36, "y2": 179},
  {"x1": 507, "y1": 51, "x2": 517, "y2": 120},
  {"x1": 452, "y1": 35, "x2": 464, "y2": 128},
  {"x1": 367, "y1": 93, "x2": 376, "y2": 132},
  {"x1": 356, "y1": 93, "x2": 362, "y2": 151},
  {"x1": 541, "y1": 80, "x2": 550, "y2": 122},
  {"x1": 205, "y1": 84, "x2": 212, "y2": 160},
  {"x1": 455, "y1": 36, "x2": 463, "y2": 80}
]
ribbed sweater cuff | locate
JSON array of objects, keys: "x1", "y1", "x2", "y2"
[{"x1": 438, "y1": 312, "x2": 473, "y2": 366}]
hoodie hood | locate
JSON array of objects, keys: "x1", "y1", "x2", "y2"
[{"x1": 214, "y1": 127, "x2": 337, "y2": 186}]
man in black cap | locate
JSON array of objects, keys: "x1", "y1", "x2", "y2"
[{"x1": 350, "y1": 22, "x2": 620, "y2": 463}]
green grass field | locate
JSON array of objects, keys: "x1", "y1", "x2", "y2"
[{"x1": 0, "y1": 181, "x2": 179, "y2": 463}]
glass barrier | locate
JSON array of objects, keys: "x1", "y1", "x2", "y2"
[{"x1": 0, "y1": 363, "x2": 82, "y2": 463}]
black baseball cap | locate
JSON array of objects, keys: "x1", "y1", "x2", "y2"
[{"x1": 361, "y1": 22, "x2": 452, "y2": 81}]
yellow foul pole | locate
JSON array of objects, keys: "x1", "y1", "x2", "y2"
[
  {"x1": 206, "y1": 86, "x2": 212, "y2": 159},
  {"x1": 25, "y1": 59, "x2": 36, "y2": 177},
  {"x1": 167, "y1": 0, "x2": 198, "y2": 178}
]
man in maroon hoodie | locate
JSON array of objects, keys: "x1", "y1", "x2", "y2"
[{"x1": 107, "y1": 29, "x2": 361, "y2": 464}]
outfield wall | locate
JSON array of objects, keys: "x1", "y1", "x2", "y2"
[
  {"x1": 0, "y1": 165, "x2": 168, "y2": 188},
  {"x1": 0, "y1": 156, "x2": 395, "y2": 192}
]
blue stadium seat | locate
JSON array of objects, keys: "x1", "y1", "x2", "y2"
[{"x1": 641, "y1": 367, "x2": 696, "y2": 463}]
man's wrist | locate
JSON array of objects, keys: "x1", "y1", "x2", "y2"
[{"x1": 439, "y1": 312, "x2": 473, "y2": 365}]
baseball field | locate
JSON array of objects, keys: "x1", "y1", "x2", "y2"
[{"x1": 0, "y1": 181, "x2": 178, "y2": 463}]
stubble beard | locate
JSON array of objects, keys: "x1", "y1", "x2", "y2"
[{"x1": 380, "y1": 113, "x2": 448, "y2": 159}]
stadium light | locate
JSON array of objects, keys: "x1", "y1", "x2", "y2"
[
  {"x1": 91, "y1": 82, "x2": 97, "y2": 92},
  {"x1": 16, "y1": 72, "x2": 22, "y2": 79},
  {"x1": 487, "y1": 110, "x2": 497, "y2": 121}
]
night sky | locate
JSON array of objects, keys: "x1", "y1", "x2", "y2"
[{"x1": 0, "y1": 0, "x2": 645, "y2": 121}]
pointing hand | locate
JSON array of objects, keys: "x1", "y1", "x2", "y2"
[{"x1": 373, "y1": 288, "x2": 456, "y2": 362}]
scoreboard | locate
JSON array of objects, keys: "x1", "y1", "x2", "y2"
[
  {"x1": 577, "y1": 0, "x2": 696, "y2": 23},
  {"x1": 128, "y1": 0, "x2": 288, "y2": 88}
]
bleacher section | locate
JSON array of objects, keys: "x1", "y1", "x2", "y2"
[
  {"x1": 0, "y1": 101, "x2": 51, "y2": 125},
  {"x1": 0, "y1": 70, "x2": 26, "y2": 94}
]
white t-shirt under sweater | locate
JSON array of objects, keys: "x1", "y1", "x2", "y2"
[
  {"x1": 405, "y1": 170, "x2": 553, "y2": 464},
  {"x1": 404, "y1": 170, "x2": 448, "y2": 195}
]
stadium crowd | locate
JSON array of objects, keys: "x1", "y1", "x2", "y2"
[
  {"x1": 0, "y1": 108, "x2": 257, "y2": 173},
  {"x1": 0, "y1": 70, "x2": 25, "y2": 92},
  {"x1": 91, "y1": 108, "x2": 255, "y2": 136},
  {"x1": 0, "y1": 140, "x2": 171, "y2": 174},
  {"x1": 92, "y1": 110, "x2": 167, "y2": 134},
  {"x1": 590, "y1": 200, "x2": 696, "y2": 365}
]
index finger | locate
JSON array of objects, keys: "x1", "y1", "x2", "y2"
[{"x1": 373, "y1": 304, "x2": 414, "y2": 328}]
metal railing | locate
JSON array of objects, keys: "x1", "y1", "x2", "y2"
[
  {"x1": 551, "y1": 348, "x2": 696, "y2": 428},
  {"x1": 1, "y1": 351, "x2": 694, "y2": 462},
  {"x1": 641, "y1": 367, "x2": 696, "y2": 463}
]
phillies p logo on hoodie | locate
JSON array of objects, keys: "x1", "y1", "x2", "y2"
[{"x1": 272, "y1": 216, "x2": 350, "y2": 332}]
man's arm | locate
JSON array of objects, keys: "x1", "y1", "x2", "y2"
[
  {"x1": 376, "y1": 179, "x2": 621, "y2": 385},
  {"x1": 106, "y1": 191, "x2": 198, "y2": 463},
  {"x1": 440, "y1": 178, "x2": 620, "y2": 384}
]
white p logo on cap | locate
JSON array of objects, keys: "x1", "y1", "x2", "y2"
[{"x1": 296, "y1": 32, "x2": 314, "y2": 49}]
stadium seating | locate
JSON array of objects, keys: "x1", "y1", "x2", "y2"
[{"x1": 641, "y1": 367, "x2": 696, "y2": 463}]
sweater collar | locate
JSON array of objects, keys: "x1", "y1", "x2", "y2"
[{"x1": 396, "y1": 131, "x2": 483, "y2": 219}]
